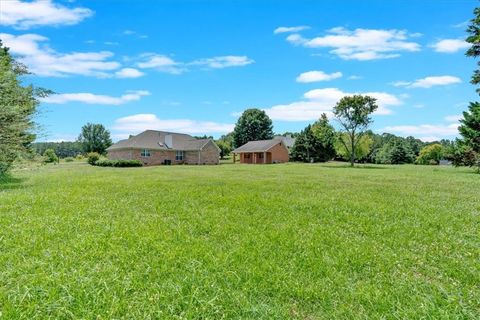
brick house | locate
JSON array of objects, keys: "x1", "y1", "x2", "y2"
[
  {"x1": 107, "y1": 130, "x2": 220, "y2": 165},
  {"x1": 232, "y1": 138, "x2": 289, "y2": 164}
]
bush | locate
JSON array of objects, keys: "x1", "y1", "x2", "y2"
[
  {"x1": 94, "y1": 159, "x2": 143, "y2": 167},
  {"x1": 43, "y1": 149, "x2": 59, "y2": 164},
  {"x1": 416, "y1": 144, "x2": 444, "y2": 165},
  {"x1": 87, "y1": 152, "x2": 100, "y2": 165},
  {"x1": 64, "y1": 157, "x2": 74, "y2": 162},
  {"x1": 76, "y1": 154, "x2": 84, "y2": 160}
]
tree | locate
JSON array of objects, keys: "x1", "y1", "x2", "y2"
[
  {"x1": 232, "y1": 108, "x2": 273, "y2": 148},
  {"x1": 416, "y1": 144, "x2": 444, "y2": 165},
  {"x1": 333, "y1": 95, "x2": 378, "y2": 166},
  {"x1": 375, "y1": 138, "x2": 415, "y2": 164},
  {"x1": 311, "y1": 113, "x2": 336, "y2": 161},
  {"x1": 458, "y1": 102, "x2": 480, "y2": 152},
  {"x1": 78, "y1": 123, "x2": 112, "y2": 154},
  {"x1": 291, "y1": 125, "x2": 316, "y2": 162},
  {"x1": 466, "y1": 7, "x2": 480, "y2": 93},
  {"x1": 216, "y1": 140, "x2": 232, "y2": 159},
  {"x1": 0, "y1": 40, "x2": 51, "y2": 176},
  {"x1": 335, "y1": 133, "x2": 373, "y2": 162},
  {"x1": 43, "y1": 149, "x2": 59, "y2": 164}
]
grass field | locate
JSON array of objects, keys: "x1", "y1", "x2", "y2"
[{"x1": 0, "y1": 162, "x2": 479, "y2": 319}]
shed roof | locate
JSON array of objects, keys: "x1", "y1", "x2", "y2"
[
  {"x1": 233, "y1": 138, "x2": 284, "y2": 153},
  {"x1": 107, "y1": 130, "x2": 212, "y2": 151}
]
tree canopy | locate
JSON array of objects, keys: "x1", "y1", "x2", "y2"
[
  {"x1": 333, "y1": 95, "x2": 378, "y2": 166},
  {"x1": 78, "y1": 123, "x2": 112, "y2": 155},
  {"x1": 0, "y1": 40, "x2": 50, "y2": 175},
  {"x1": 232, "y1": 108, "x2": 273, "y2": 148}
]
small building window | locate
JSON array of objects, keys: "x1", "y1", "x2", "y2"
[
  {"x1": 244, "y1": 153, "x2": 250, "y2": 159},
  {"x1": 176, "y1": 150, "x2": 184, "y2": 161},
  {"x1": 141, "y1": 149, "x2": 151, "y2": 157},
  {"x1": 258, "y1": 153, "x2": 264, "y2": 158}
]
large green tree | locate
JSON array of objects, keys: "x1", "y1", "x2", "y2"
[
  {"x1": 459, "y1": 102, "x2": 480, "y2": 152},
  {"x1": 78, "y1": 123, "x2": 112, "y2": 154},
  {"x1": 0, "y1": 41, "x2": 50, "y2": 176},
  {"x1": 232, "y1": 108, "x2": 273, "y2": 148},
  {"x1": 333, "y1": 95, "x2": 378, "y2": 167},
  {"x1": 466, "y1": 7, "x2": 480, "y2": 92}
]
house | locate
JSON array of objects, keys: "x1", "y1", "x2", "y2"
[
  {"x1": 274, "y1": 134, "x2": 296, "y2": 150},
  {"x1": 232, "y1": 138, "x2": 289, "y2": 164},
  {"x1": 106, "y1": 130, "x2": 220, "y2": 165}
]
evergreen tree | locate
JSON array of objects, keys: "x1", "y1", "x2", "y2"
[{"x1": 0, "y1": 40, "x2": 51, "y2": 175}]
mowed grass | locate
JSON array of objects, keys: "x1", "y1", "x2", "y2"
[{"x1": 0, "y1": 162, "x2": 479, "y2": 319}]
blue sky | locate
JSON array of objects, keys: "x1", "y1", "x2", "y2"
[{"x1": 0, "y1": 0, "x2": 477, "y2": 142}]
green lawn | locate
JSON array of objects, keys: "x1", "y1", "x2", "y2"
[{"x1": 0, "y1": 162, "x2": 479, "y2": 319}]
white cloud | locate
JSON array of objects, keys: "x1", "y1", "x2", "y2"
[
  {"x1": 380, "y1": 123, "x2": 459, "y2": 141},
  {"x1": 41, "y1": 90, "x2": 150, "y2": 105},
  {"x1": 112, "y1": 114, "x2": 234, "y2": 137},
  {"x1": 431, "y1": 39, "x2": 469, "y2": 53},
  {"x1": 393, "y1": 75, "x2": 461, "y2": 88},
  {"x1": 190, "y1": 55, "x2": 254, "y2": 68},
  {"x1": 444, "y1": 114, "x2": 463, "y2": 122},
  {"x1": 284, "y1": 27, "x2": 420, "y2": 60},
  {"x1": 114, "y1": 68, "x2": 144, "y2": 78},
  {"x1": 261, "y1": 87, "x2": 402, "y2": 121},
  {"x1": 348, "y1": 75, "x2": 362, "y2": 80},
  {"x1": 137, "y1": 54, "x2": 184, "y2": 74},
  {"x1": 0, "y1": 0, "x2": 93, "y2": 29},
  {"x1": 296, "y1": 70, "x2": 342, "y2": 83},
  {"x1": 274, "y1": 26, "x2": 310, "y2": 34},
  {"x1": 137, "y1": 54, "x2": 254, "y2": 73},
  {"x1": 0, "y1": 33, "x2": 120, "y2": 77}
]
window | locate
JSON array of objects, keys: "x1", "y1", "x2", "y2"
[
  {"x1": 244, "y1": 153, "x2": 250, "y2": 159},
  {"x1": 258, "y1": 153, "x2": 264, "y2": 159},
  {"x1": 176, "y1": 150, "x2": 184, "y2": 161},
  {"x1": 141, "y1": 149, "x2": 151, "y2": 157}
]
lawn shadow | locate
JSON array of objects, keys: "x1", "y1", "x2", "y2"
[
  {"x1": 318, "y1": 163, "x2": 389, "y2": 170},
  {"x1": 0, "y1": 175, "x2": 27, "y2": 191}
]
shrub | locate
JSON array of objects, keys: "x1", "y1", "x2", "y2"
[
  {"x1": 43, "y1": 149, "x2": 59, "y2": 164},
  {"x1": 87, "y1": 152, "x2": 100, "y2": 165},
  {"x1": 64, "y1": 157, "x2": 74, "y2": 162},
  {"x1": 416, "y1": 144, "x2": 444, "y2": 165},
  {"x1": 94, "y1": 159, "x2": 143, "y2": 167},
  {"x1": 76, "y1": 154, "x2": 84, "y2": 160}
]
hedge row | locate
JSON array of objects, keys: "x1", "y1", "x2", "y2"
[{"x1": 94, "y1": 159, "x2": 143, "y2": 167}]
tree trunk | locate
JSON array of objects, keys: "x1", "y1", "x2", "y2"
[{"x1": 350, "y1": 133, "x2": 355, "y2": 167}]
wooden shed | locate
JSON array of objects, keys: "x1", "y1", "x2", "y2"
[{"x1": 232, "y1": 139, "x2": 290, "y2": 164}]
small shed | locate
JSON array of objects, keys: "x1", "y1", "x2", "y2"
[{"x1": 232, "y1": 139, "x2": 289, "y2": 164}]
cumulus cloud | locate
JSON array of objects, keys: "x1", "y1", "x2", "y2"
[
  {"x1": 393, "y1": 75, "x2": 461, "y2": 88},
  {"x1": 0, "y1": 33, "x2": 120, "y2": 77},
  {"x1": 137, "y1": 54, "x2": 184, "y2": 74},
  {"x1": 0, "y1": 0, "x2": 93, "y2": 29},
  {"x1": 112, "y1": 114, "x2": 234, "y2": 138},
  {"x1": 274, "y1": 26, "x2": 310, "y2": 34},
  {"x1": 114, "y1": 68, "x2": 145, "y2": 78},
  {"x1": 283, "y1": 27, "x2": 420, "y2": 60},
  {"x1": 296, "y1": 70, "x2": 342, "y2": 83},
  {"x1": 431, "y1": 39, "x2": 470, "y2": 53},
  {"x1": 260, "y1": 87, "x2": 402, "y2": 121},
  {"x1": 41, "y1": 90, "x2": 150, "y2": 105}
]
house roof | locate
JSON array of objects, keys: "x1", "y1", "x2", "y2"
[
  {"x1": 233, "y1": 138, "x2": 285, "y2": 153},
  {"x1": 107, "y1": 130, "x2": 213, "y2": 151},
  {"x1": 274, "y1": 135, "x2": 296, "y2": 148}
]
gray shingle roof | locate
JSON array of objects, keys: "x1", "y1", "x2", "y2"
[
  {"x1": 107, "y1": 130, "x2": 212, "y2": 151},
  {"x1": 233, "y1": 138, "x2": 284, "y2": 153}
]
